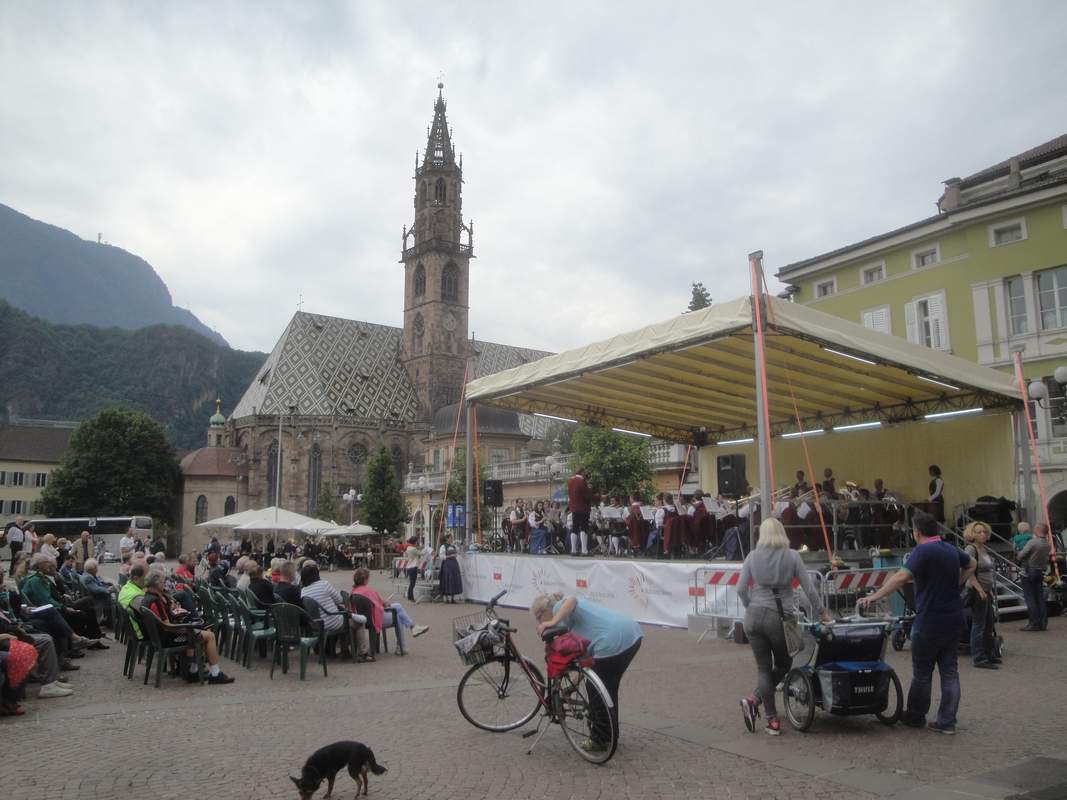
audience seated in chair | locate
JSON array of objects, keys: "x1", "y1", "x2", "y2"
[
  {"x1": 273, "y1": 562, "x2": 302, "y2": 606},
  {"x1": 350, "y1": 567, "x2": 427, "y2": 655},
  {"x1": 19, "y1": 554, "x2": 107, "y2": 647},
  {"x1": 299, "y1": 562, "x2": 372, "y2": 661},
  {"x1": 142, "y1": 572, "x2": 233, "y2": 685}
]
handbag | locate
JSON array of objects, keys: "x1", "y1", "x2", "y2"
[{"x1": 772, "y1": 588, "x2": 804, "y2": 657}]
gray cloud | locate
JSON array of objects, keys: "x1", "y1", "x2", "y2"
[{"x1": 2, "y1": 1, "x2": 1065, "y2": 354}]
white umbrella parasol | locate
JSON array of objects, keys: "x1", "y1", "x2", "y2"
[
  {"x1": 297, "y1": 518, "x2": 342, "y2": 535},
  {"x1": 317, "y1": 522, "x2": 375, "y2": 537},
  {"x1": 195, "y1": 508, "x2": 266, "y2": 528},
  {"x1": 232, "y1": 507, "x2": 321, "y2": 532}
]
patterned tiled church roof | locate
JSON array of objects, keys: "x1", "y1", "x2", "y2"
[{"x1": 231, "y1": 312, "x2": 552, "y2": 428}]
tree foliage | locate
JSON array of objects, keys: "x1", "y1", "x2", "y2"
[
  {"x1": 445, "y1": 447, "x2": 488, "y2": 505},
  {"x1": 39, "y1": 408, "x2": 180, "y2": 523},
  {"x1": 569, "y1": 425, "x2": 654, "y2": 501},
  {"x1": 687, "y1": 282, "x2": 712, "y2": 312},
  {"x1": 363, "y1": 445, "x2": 408, "y2": 534}
]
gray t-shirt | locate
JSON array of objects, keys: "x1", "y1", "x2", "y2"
[
  {"x1": 1018, "y1": 537, "x2": 1051, "y2": 573},
  {"x1": 738, "y1": 547, "x2": 823, "y2": 615},
  {"x1": 965, "y1": 544, "x2": 995, "y2": 591}
]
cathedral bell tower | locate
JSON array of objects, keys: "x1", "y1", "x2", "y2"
[{"x1": 400, "y1": 83, "x2": 475, "y2": 419}]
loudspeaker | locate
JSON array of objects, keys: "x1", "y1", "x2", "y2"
[
  {"x1": 483, "y1": 479, "x2": 504, "y2": 507},
  {"x1": 717, "y1": 454, "x2": 747, "y2": 498}
]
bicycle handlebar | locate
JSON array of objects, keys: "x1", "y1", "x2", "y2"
[{"x1": 489, "y1": 590, "x2": 507, "y2": 609}]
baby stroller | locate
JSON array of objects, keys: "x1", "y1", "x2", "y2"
[{"x1": 783, "y1": 612, "x2": 903, "y2": 731}]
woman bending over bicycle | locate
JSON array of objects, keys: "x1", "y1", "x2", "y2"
[{"x1": 531, "y1": 592, "x2": 642, "y2": 752}]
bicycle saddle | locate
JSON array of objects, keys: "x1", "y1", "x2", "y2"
[{"x1": 540, "y1": 624, "x2": 569, "y2": 643}]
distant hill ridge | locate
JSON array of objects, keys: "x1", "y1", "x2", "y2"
[
  {"x1": 0, "y1": 300, "x2": 265, "y2": 450},
  {"x1": 0, "y1": 202, "x2": 227, "y2": 345}
]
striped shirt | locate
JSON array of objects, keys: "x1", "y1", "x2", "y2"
[{"x1": 300, "y1": 579, "x2": 345, "y2": 632}]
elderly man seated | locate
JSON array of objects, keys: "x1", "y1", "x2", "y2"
[
  {"x1": 273, "y1": 561, "x2": 302, "y2": 606},
  {"x1": 19, "y1": 554, "x2": 107, "y2": 647},
  {"x1": 79, "y1": 559, "x2": 118, "y2": 624},
  {"x1": 299, "y1": 562, "x2": 371, "y2": 661},
  {"x1": 142, "y1": 572, "x2": 234, "y2": 684}
]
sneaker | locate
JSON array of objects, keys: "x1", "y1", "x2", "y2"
[
  {"x1": 973, "y1": 660, "x2": 999, "y2": 670},
  {"x1": 87, "y1": 641, "x2": 109, "y2": 651},
  {"x1": 207, "y1": 671, "x2": 235, "y2": 685},
  {"x1": 411, "y1": 624, "x2": 429, "y2": 638},
  {"x1": 765, "y1": 717, "x2": 782, "y2": 736},
  {"x1": 579, "y1": 738, "x2": 607, "y2": 753},
  {"x1": 901, "y1": 715, "x2": 926, "y2": 728},
  {"x1": 928, "y1": 721, "x2": 956, "y2": 735},
  {"x1": 55, "y1": 680, "x2": 73, "y2": 689},
  {"x1": 740, "y1": 695, "x2": 759, "y2": 733},
  {"x1": 38, "y1": 683, "x2": 74, "y2": 698}
]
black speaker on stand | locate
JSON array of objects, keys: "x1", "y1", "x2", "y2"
[
  {"x1": 716, "y1": 454, "x2": 748, "y2": 498},
  {"x1": 483, "y1": 479, "x2": 504, "y2": 507}
]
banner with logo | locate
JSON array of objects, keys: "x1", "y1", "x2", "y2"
[{"x1": 458, "y1": 553, "x2": 725, "y2": 628}]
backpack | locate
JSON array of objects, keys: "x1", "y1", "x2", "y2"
[{"x1": 544, "y1": 631, "x2": 593, "y2": 679}]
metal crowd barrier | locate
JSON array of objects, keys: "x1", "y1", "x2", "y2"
[
  {"x1": 690, "y1": 567, "x2": 826, "y2": 621},
  {"x1": 820, "y1": 566, "x2": 896, "y2": 618}
]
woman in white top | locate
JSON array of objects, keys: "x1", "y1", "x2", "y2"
[{"x1": 39, "y1": 533, "x2": 61, "y2": 564}]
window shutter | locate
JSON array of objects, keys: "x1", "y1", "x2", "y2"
[
  {"x1": 927, "y1": 292, "x2": 950, "y2": 351},
  {"x1": 862, "y1": 307, "x2": 890, "y2": 335},
  {"x1": 904, "y1": 301, "x2": 919, "y2": 344}
]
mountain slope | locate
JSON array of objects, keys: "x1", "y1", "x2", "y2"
[
  {"x1": 0, "y1": 202, "x2": 226, "y2": 345},
  {"x1": 0, "y1": 300, "x2": 265, "y2": 449}
]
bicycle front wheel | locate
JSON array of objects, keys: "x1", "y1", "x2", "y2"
[
  {"x1": 555, "y1": 666, "x2": 618, "y2": 764},
  {"x1": 457, "y1": 655, "x2": 544, "y2": 732}
]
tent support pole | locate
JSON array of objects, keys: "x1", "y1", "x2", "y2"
[
  {"x1": 465, "y1": 401, "x2": 474, "y2": 545},
  {"x1": 1016, "y1": 410, "x2": 1033, "y2": 522},
  {"x1": 751, "y1": 256, "x2": 771, "y2": 552}
]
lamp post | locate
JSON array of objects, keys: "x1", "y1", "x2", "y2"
[
  {"x1": 343, "y1": 488, "x2": 358, "y2": 525},
  {"x1": 417, "y1": 474, "x2": 430, "y2": 550}
]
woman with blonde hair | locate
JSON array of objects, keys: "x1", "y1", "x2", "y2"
[
  {"x1": 738, "y1": 518, "x2": 829, "y2": 736},
  {"x1": 531, "y1": 591, "x2": 642, "y2": 753},
  {"x1": 963, "y1": 521, "x2": 998, "y2": 668}
]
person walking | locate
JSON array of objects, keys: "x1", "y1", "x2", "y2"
[
  {"x1": 403, "y1": 537, "x2": 420, "y2": 602},
  {"x1": 531, "y1": 592, "x2": 642, "y2": 753},
  {"x1": 1018, "y1": 523, "x2": 1052, "y2": 632},
  {"x1": 962, "y1": 522, "x2": 998, "y2": 668},
  {"x1": 859, "y1": 511, "x2": 977, "y2": 734},
  {"x1": 737, "y1": 518, "x2": 829, "y2": 736}
]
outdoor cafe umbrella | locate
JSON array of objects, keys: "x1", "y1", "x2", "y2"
[
  {"x1": 297, "y1": 518, "x2": 344, "y2": 535},
  {"x1": 195, "y1": 508, "x2": 266, "y2": 528},
  {"x1": 232, "y1": 507, "x2": 323, "y2": 549},
  {"x1": 317, "y1": 522, "x2": 375, "y2": 537}
]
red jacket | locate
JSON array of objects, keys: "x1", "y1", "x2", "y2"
[{"x1": 567, "y1": 474, "x2": 593, "y2": 513}]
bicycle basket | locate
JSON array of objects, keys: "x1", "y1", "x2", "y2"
[{"x1": 452, "y1": 612, "x2": 505, "y2": 666}]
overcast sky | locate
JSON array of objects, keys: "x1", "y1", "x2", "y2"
[{"x1": 2, "y1": 2, "x2": 1066, "y2": 354}]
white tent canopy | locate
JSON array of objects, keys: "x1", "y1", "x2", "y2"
[
  {"x1": 195, "y1": 508, "x2": 267, "y2": 529},
  {"x1": 232, "y1": 507, "x2": 322, "y2": 533},
  {"x1": 316, "y1": 523, "x2": 376, "y2": 538}
]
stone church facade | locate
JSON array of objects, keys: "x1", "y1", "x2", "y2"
[{"x1": 177, "y1": 85, "x2": 550, "y2": 551}]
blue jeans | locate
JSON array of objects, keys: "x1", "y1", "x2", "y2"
[
  {"x1": 1022, "y1": 571, "x2": 1047, "y2": 629},
  {"x1": 906, "y1": 626, "x2": 961, "y2": 727}
]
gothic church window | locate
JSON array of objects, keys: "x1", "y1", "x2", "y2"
[
  {"x1": 224, "y1": 496, "x2": 236, "y2": 515},
  {"x1": 435, "y1": 178, "x2": 446, "y2": 204},
  {"x1": 413, "y1": 264, "x2": 426, "y2": 297},
  {"x1": 307, "y1": 443, "x2": 322, "y2": 515},
  {"x1": 442, "y1": 263, "x2": 458, "y2": 301},
  {"x1": 195, "y1": 495, "x2": 208, "y2": 524},
  {"x1": 267, "y1": 441, "x2": 279, "y2": 506}
]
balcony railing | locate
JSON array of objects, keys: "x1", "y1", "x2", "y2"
[
  {"x1": 404, "y1": 444, "x2": 697, "y2": 492},
  {"x1": 401, "y1": 238, "x2": 473, "y2": 261}
]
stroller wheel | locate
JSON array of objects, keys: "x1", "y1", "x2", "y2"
[
  {"x1": 891, "y1": 629, "x2": 907, "y2": 652},
  {"x1": 876, "y1": 670, "x2": 903, "y2": 725},
  {"x1": 783, "y1": 668, "x2": 816, "y2": 731}
]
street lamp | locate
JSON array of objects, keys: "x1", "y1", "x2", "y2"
[{"x1": 343, "y1": 488, "x2": 358, "y2": 525}]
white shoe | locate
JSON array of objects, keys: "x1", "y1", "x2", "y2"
[
  {"x1": 39, "y1": 683, "x2": 74, "y2": 698},
  {"x1": 411, "y1": 625, "x2": 429, "y2": 638},
  {"x1": 55, "y1": 680, "x2": 73, "y2": 689}
]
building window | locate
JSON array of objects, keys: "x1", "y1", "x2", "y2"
[
  {"x1": 34, "y1": 472, "x2": 48, "y2": 488},
  {"x1": 861, "y1": 305, "x2": 891, "y2": 335},
  {"x1": 195, "y1": 495, "x2": 208, "y2": 524},
  {"x1": 905, "y1": 291, "x2": 950, "y2": 351},
  {"x1": 225, "y1": 496, "x2": 236, "y2": 516},
  {"x1": 490, "y1": 448, "x2": 511, "y2": 464},
  {"x1": 814, "y1": 278, "x2": 836, "y2": 298},
  {"x1": 0, "y1": 471, "x2": 5, "y2": 486},
  {"x1": 442, "y1": 263, "x2": 458, "y2": 301},
  {"x1": 434, "y1": 178, "x2": 446, "y2": 204},
  {"x1": 413, "y1": 263, "x2": 426, "y2": 297},
  {"x1": 267, "y1": 441, "x2": 279, "y2": 506},
  {"x1": 1037, "y1": 266, "x2": 1067, "y2": 330},
  {"x1": 9, "y1": 471, "x2": 24, "y2": 487},
  {"x1": 988, "y1": 217, "x2": 1028, "y2": 247},
  {"x1": 307, "y1": 443, "x2": 322, "y2": 515},
  {"x1": 432, "y1": 449, "x2": 441, "y2": 471},
  {"x1": 861, "y1": 262, "x2": 885, "y2": 285},
  {"x1": 912, "y1": 243, "x2": 941, "y2": 269},
  {"x1": 1006, "y1": 276, "x2": 1029, "y2": 335},
  {"x1": 10, "y1": 499, "x2": 25, "y2": 515}
]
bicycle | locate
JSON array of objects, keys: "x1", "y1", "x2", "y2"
[{"x1": 453, "y1": 590, "x2": 618, "y2": 764}]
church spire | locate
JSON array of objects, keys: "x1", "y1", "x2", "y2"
[{"x1": 422, "y1": 83, "x2": 456, "y2": 170}]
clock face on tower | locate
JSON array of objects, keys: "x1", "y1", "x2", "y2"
[{"x1": 443, "y1": 312, "x2": 457, "y2": 332}]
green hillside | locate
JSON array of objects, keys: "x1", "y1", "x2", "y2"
[{"x1": 0, "y1": 300, "x2": 264, "y2": 449}]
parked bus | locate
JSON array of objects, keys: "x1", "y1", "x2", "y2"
[{"x1": 28, "y1": 515, "x2": 154, "y2": 560}]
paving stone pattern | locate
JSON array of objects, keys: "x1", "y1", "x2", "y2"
[{"x1": 3, "y1": 563, "x2": 1065, "y2": 799}]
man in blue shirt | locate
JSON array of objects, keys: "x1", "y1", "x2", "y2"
[{"x1": 859, "y1": 511, "x2": 977, "y2": 734}]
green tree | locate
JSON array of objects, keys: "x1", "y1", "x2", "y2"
[
  {"x1": 569, "y1": 425, "x2": 654, "y2": 500},
  {"x1": 40, "y1": 408, "x2": 180, "y2": 522},
  {"x1": 314, "y1": 481, "x2": 338, "y2": 522},
  {"x1": 363, "y1": 445, "x2": 408, "y2": 533},
  {"x1": 443, "y1": 448, "x2": 494, "y2": 531},
  {"x1": 687, "y1": 282, "x2": 712, "y2": 312}
]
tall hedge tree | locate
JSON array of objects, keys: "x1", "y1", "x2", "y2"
[
  {"x1": 40, "y1": 408, "x2": 180, "y2": 522},
  {"x1": 363, "y1": 445, "x2": 408, "y2": 534},
  {"x1": 569, "y1": 425, "x2": 654, "y2": 500}
]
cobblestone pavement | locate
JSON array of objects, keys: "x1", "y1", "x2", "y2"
[{"x1": 4, "y1": 563, "x2": 1066, "y2": 799}]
